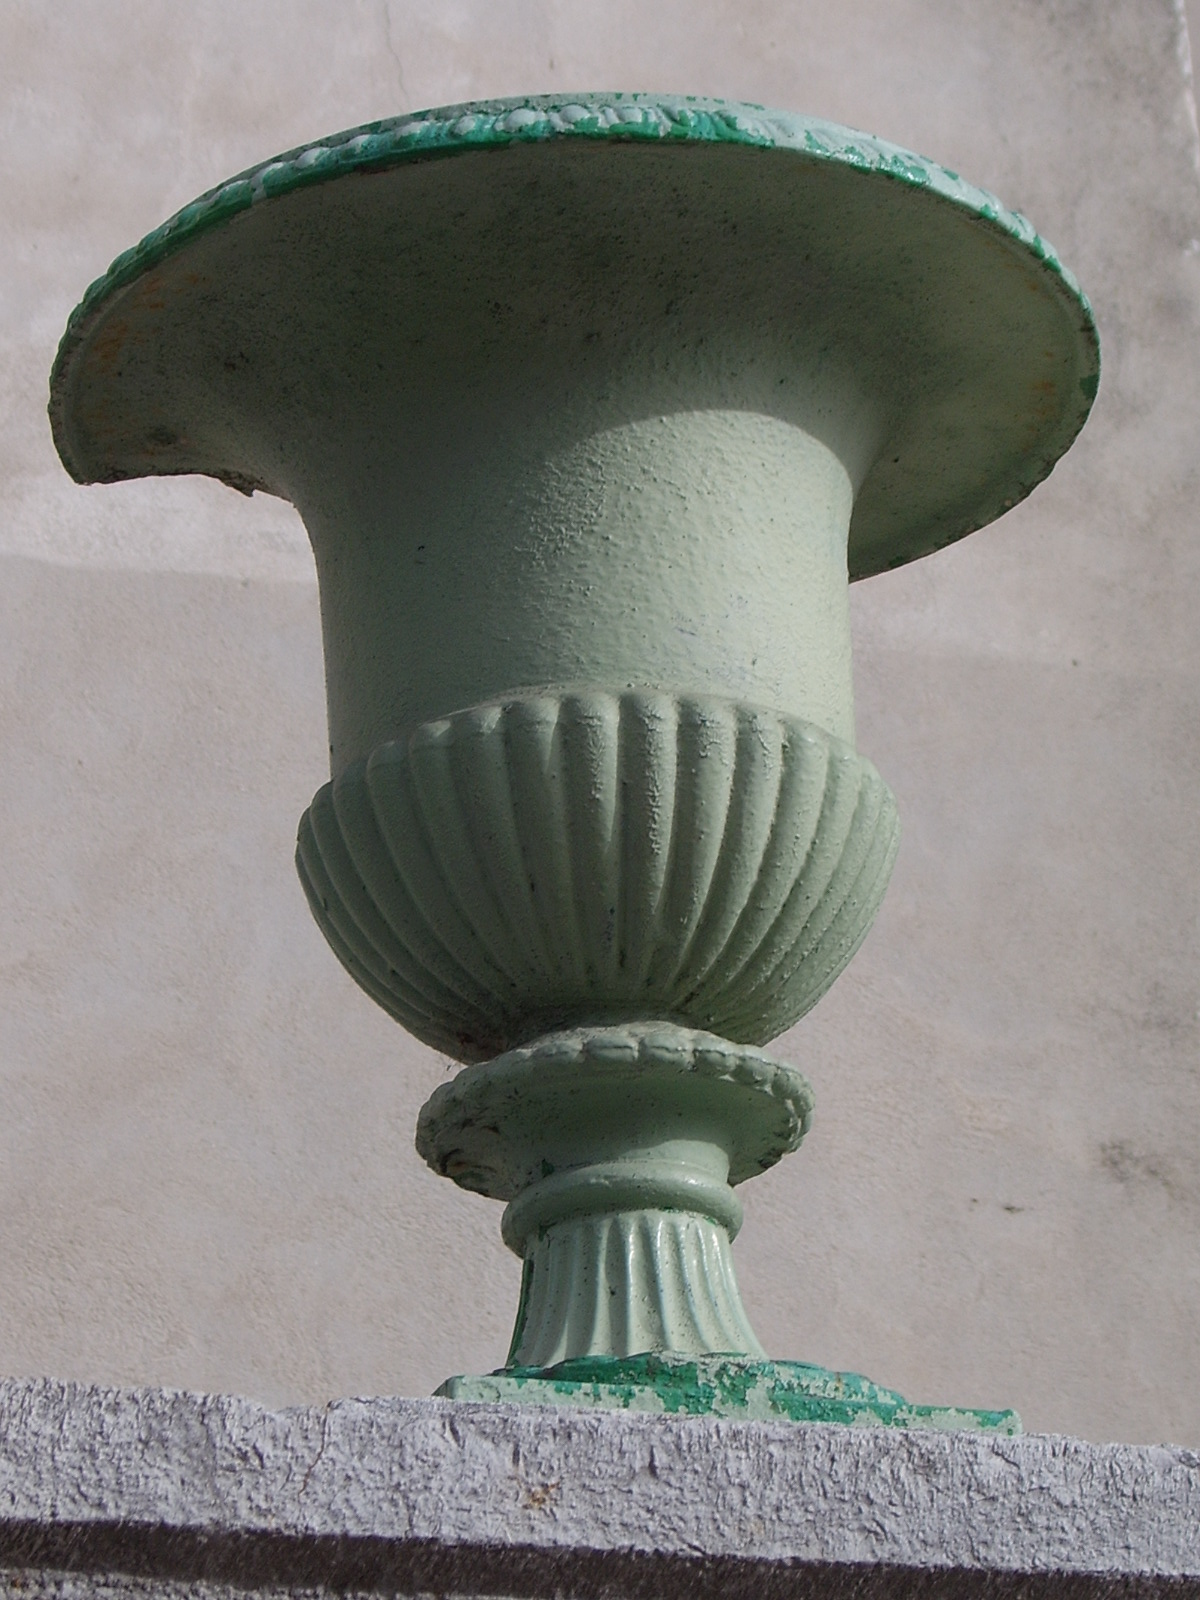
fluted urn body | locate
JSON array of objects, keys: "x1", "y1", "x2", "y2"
[
  {"x1": 300, "y1": 692, "x2": 897, "y2": 1061},
  {"x1": 50, "y1": 96, "x2": 1098, "y2": 1401}
]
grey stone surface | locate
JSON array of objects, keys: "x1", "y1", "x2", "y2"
[
  {"x1": 0, "y1": 1380, "x2": 1197, "y2": 1596},
  {"x1": 1, "y1": 0, "x2": 1200, "y2": 1448}
]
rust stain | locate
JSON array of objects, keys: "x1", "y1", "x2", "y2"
[
  {"x1": 520, "y1": 1477, "x2": 561, "y2": 1510},
  {"x1": 91, "y1": 317, "x2": 131, "y2": 369}
]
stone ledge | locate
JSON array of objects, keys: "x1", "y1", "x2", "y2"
[{"x1": 0, "y1": 1379, "x2": 1196, "y2": 1597}]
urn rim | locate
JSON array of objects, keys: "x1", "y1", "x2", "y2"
[{"x1": 48, "y1": 91, "x2": 1100, "y2": 580}]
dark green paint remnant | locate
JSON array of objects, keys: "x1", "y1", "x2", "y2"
[{"x1": 438, "y1": 1351, "x2": 1021, "y2": 1433}]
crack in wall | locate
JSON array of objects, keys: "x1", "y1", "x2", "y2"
[
  {"x1": 378, "y1": 0, "x2": 409, "y2": 109},
  {"x1": 1172, "y1": 0, "x2": 1200, "y2": 180}
]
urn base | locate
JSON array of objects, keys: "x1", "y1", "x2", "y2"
[
  {"x1": 417, "y1": 1023, "x2": 813, "y2": 1366},
  {"x1": 420, "y1": 1025, "x2": 1022, "y2": 1429},
  {"x1": 436, "y1": 1351, "x2": 1021, "y2": 1433}
]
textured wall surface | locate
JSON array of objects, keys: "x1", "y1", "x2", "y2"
[
  {"x1": 0, "y1": 1380, "x2": 1197, "y2": 1596},
  {"x1": 1, "y1": 0, "x2": 1199, "y2": 1445}
]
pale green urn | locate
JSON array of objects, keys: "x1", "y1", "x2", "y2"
[{"x1": 49, "y1": 95, "x2": 1098, "y2": 1428}]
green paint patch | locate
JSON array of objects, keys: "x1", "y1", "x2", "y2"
[{"x1": 437, "y1": 1352, "x2": 1021, "y2": 1433}]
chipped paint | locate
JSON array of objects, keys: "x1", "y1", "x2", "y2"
[{"x1": 439, "y1": 1351, "x2": 1022, "y2": 1433}]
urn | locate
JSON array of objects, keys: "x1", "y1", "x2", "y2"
[{"x1": 50, "y1": 95, "x2": 1098, "y2": 1424}]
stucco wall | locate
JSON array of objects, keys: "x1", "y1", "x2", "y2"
[{"x1": 1, "y1": 0, "x2": 1198, "y2": 1445}]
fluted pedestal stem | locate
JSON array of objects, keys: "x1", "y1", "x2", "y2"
[
  {"x1": 417, "y1": 1023, "x2": 813, "y2": 1367},
  {"x1": 508, "y1": 1208, "x2": 764, "y2": 1367}
]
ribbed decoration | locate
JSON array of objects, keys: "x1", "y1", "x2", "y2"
[
  {"x1": 296, "y1": 691, "x2": 899, "y2": 1061},
  {"x1": 508, "y1": 1208, "x2": 764, "y2": 1367}
]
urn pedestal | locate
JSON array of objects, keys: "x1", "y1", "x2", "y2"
[{"x1": 49, "y1": 94, "x2": 1098, "y2": 1426}]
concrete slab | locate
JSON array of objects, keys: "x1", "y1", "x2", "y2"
[{"x1": 0, "y1": 1380, "x2": 1196, "y2": 1597}]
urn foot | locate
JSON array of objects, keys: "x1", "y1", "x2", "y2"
[
  {"x1": 420, "y1": 1023, "x2": 1022, "y2": 1432},
  {"x1": 416, "y1": 1022, "x2": 813, "y2": 1366}
]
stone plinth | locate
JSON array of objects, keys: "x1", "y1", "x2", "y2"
[{"x1": 0, "y1": 1380, "x2": 1195, "y2": 1597}]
